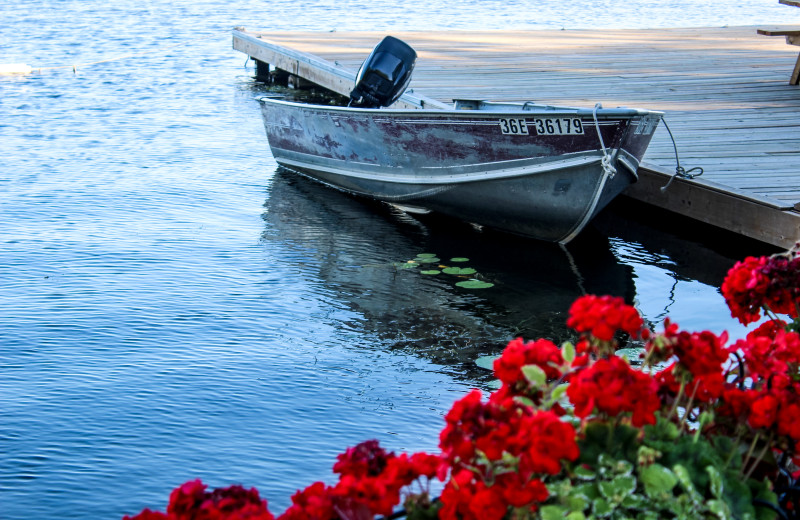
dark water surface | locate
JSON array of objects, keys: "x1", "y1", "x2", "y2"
[{"x1": 1, "y1": 1, "x2": 795, "y2": 519}]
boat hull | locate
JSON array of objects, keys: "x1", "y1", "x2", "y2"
[{"x1": 259, "y1": 98, "x2": 661, "y2": 243}]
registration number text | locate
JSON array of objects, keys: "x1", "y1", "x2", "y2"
[
  {"x1": 499, "y1": 117, "x2": 585, "y2": 135},
  {"x1": 532, "y1": 117, "x2": 584, "y2": 135},
  {"x1": 499, "y1": 118, "x2": 529, "y2": 135}
]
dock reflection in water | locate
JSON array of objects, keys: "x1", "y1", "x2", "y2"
[{"x1": 262, "y1": 168, "x2": 636, "y2": 382}]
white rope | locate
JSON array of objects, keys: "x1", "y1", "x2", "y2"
[
  {"x1": 558, "y1": 103, "x2": 619, "y2": 243},
  {"x1": 592, "y1": 103, "x2": 617, "y2": 179},
  {"x1": 659, "y1": 117, "x2": 704, "y2": 191}
]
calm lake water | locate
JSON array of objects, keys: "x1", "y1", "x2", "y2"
[{"x1": 1, "y1": 1, "x2": 796, "y2": 519}]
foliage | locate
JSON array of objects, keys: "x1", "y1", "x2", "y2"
[{"x1": 124, "y1": 245, "x2": 800, "y2": 520}]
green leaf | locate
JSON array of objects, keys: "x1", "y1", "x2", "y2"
[
  {"x1": 415, "y1": 256, "x2": 440, "y2": 264},
  {"x1": 416, "y1": 253, "x2": 437, "y2": 258},
  {"x1": 573, "y1": 483, "x2": 600, "y2": 500},
  {"x1": 579, "y1": 423, "x2": 640, "y2": 465},
  {"x1": 540, "y1": 505, "x2": 569, "y2": 520},
  {"x1": 592, "y1": 498, "x2": 613, "y2": 517},
  {"x1": 545, "y1": 383, "x2": 569, "y2": 409},
  {"x1": 640, "y1": 463, "x2": 678, "y2": 498},
  {"x1": 566, "y1": 492, "x2": 591, "y2": 511},
  {"x1": 612, "y1": 475, "x2": 637, "y2": 496},
  {"x1": 393, "y1": 261, "x2": 418, "y2": 269},
  {"x1": 521, "y1": 364, "x2": 547, "y2": 387},
  {"x1": 620, "y1": 493, "x2": 644, "y2": 508},
  {"x1": 449, "y1": 257, "x2": 469, "y2": 262},
  {"x1": 751, "y1": 478, "x2": 779, "y2": 520},
  {"x1": 706, "y1": 465, "x2": 724, "y2": 499},
  {"x1": 442, "y1": 266, "x2": 477, "y2": 275},
  {"x1": 707, "y1": 499, "x2": 732, "y2": 519},
  {"x1": 574, "y1": 465, "x2": 596, "y2": 480},
  {"x1": 474, "y1": 355, "x2": 498, "y2": 371},
  {"x1": 562, "y1": 341, "x2": 576, "y2": 363},
  {"x1": 420, "y1": 270, "x2": 441, "y2": 275},
  {"x1": 455, "y1": 279, "x2": 494, "y2": 289},
  {"x1": 644, "y1": 415, "x2": 680, "y2": 441},
  {"x1": 513, "y1": 395, "x2": 537, "y2": 409},
  {"x1": 598, "y1": 481, "x2": 616, "y2": 500},
  {"x1": 551, "y1": 383, "x2": 568, "y2": 399},
  {"x1": 673, "y1": 464, "x2": 702, "y2": 505},
  {"x1": 725, "y1": 473, "x2": 758, "y2": 519},
  {"x1": 565, "y1": 513, "x2": 586, "y2": 520},
  {"x1": 614, "y1": 459, "x2": 634, "y2": 477},
  {"x1": 598, "y1": 475, "x2": 636, "y2": 505}
]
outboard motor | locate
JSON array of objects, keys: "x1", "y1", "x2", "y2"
[{"x1": 349, "y1": 36, "x2": 416, "y2": 108}]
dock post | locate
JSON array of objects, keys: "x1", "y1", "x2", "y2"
[{"x1": 254, "y1": 59, "x2": 271, "y2": 83}]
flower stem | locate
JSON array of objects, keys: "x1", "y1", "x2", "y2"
[
  {"x1": 744, "y1": 432, "x2": 774, "y2": 481},
  {"x1": 724, "y1": 428, "x2": 744, "y2": 470},
  {"x1": 679, "y1": 382, "x2": 699, "y2": 433},
  {"x1": 668, "y1": 380, "x2": 686, "y2": 423},
  {"x1": 741, "y1": 433, "x2": 761, "y2": 478}
]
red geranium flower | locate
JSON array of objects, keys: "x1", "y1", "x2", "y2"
[
  {"x1": 492, "y1": 337, "x2": 564, "y2": 397},
  {"x1": 749, "y1": 393, "x2": 780, "y2": 430},
  {"x1": 566, "y1": 295, "x2": 644, "y2": 349},
  {"x1": 567, "y1": 356, "x2": 660, "y2": 426},
  {"x1": 738, "y1": 330, "x2": 800, "y2": 381},
  {"x1": 722, "y1": 253, "x2": 800, "y2": 325},
  {"x1": 747, "y1": 319, "x2": 788, "y2": 340},
  {"x1": 123, "y1": 510, "x2": 169, "y2": 520},
  {"x1": 333, "y1": 440, "x2": 392, "y2": 478},
  {"x1": 279, "y1": 482, "x2": 336, "y2": 520},
  {"x1": 124, "y1": 480, "x2": 275, "y2": 520}
]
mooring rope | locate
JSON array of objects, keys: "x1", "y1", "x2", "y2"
[
  {"x1": 592, "y1": 103, "x2": 617, "y2": 179},
  {"x1": 659, "y1": 117, "x2": 704, "y2": 191}
]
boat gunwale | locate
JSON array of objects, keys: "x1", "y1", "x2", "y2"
[{"x1": 257, "y1": 96, "x2": 664, "y2": 119}]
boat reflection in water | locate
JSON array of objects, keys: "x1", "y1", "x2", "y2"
[{"x1": 261, "y1": 168, "x2": 634, "y2": 382}]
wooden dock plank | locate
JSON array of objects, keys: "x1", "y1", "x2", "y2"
[{"x1": 233, "y1": 26, "x2": 800, "y2": 248}]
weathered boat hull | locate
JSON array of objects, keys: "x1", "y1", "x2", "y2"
[{"x1": 259, "y1": 98, "x2": 661, "y2": 243}]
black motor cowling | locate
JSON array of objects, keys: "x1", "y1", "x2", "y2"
[{"x1": 349, "y1": 36, "x2": 416, "y2": 108}]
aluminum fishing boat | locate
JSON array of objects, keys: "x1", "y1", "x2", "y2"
[{"x1": 259, "y1": 36, "x2": 663, "y2": 243}]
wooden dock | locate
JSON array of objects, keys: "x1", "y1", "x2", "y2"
[{"x1": 232, "y1": 26, "x2": 800, "y2": 249}]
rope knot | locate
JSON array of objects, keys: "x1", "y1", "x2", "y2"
[
  {"x1": 601, "y1": 155, "x2": 617, "y2": 178},
  {"x1": 592, "y1": 103, "x2": 616, "y2": 179}
]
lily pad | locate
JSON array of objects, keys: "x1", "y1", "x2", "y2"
[
  {"x1": 475, "y1": 355, "x2": 499, "y2": 371},
  {"x1": 393, "y1": 261, "x2": 418, "y2": 269},
  {"x1": 455, "y1": 279, "x2": 495, "y2": 289},
  {"x1": 450, "y1": 257, "x2": 469, "y2": 263},
  {"x1": 442, "y1": 267, "x2": 477, "y2": 275},
  {"x1": 420, "y1": 270, "x2": 441, "y2": 275},
  {"x1": 416, "y1": 253, "x2": 437, "y2": 258},
  {"x1": 415, "y1": 256, "x2": 440, "y2": 264}
]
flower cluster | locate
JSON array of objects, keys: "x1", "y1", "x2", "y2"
[
  {"x1": 280, "y1": 441, "x2": 440, "y2": 520},
  {"x1": 567, "y1": 294, "x2": 646, "y2": 349},
  {"x1": 567, "y1": 355, "x2": 660, "y2": 427},
  {"x1": 124, "y1": 480, "x2": 274, "y2": 520},
  {"x1": 722, "y1": 246, "x2": 800, "y2": 324},
  {"x1": 724, "y1": 328, "x2": 800, "y2": 445},
  {"x1": 492, "y1": 337, "x2": 565, "y2": 400},
  {"x1": 438, "y1": 389, "x2": 578, "y2": 520},
  {"x1": 652, "y1": 326, "x2": 731, "y2": 404},
  {"x1": 126, "y1": 245, "x2": 800, "y2": 520}
]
